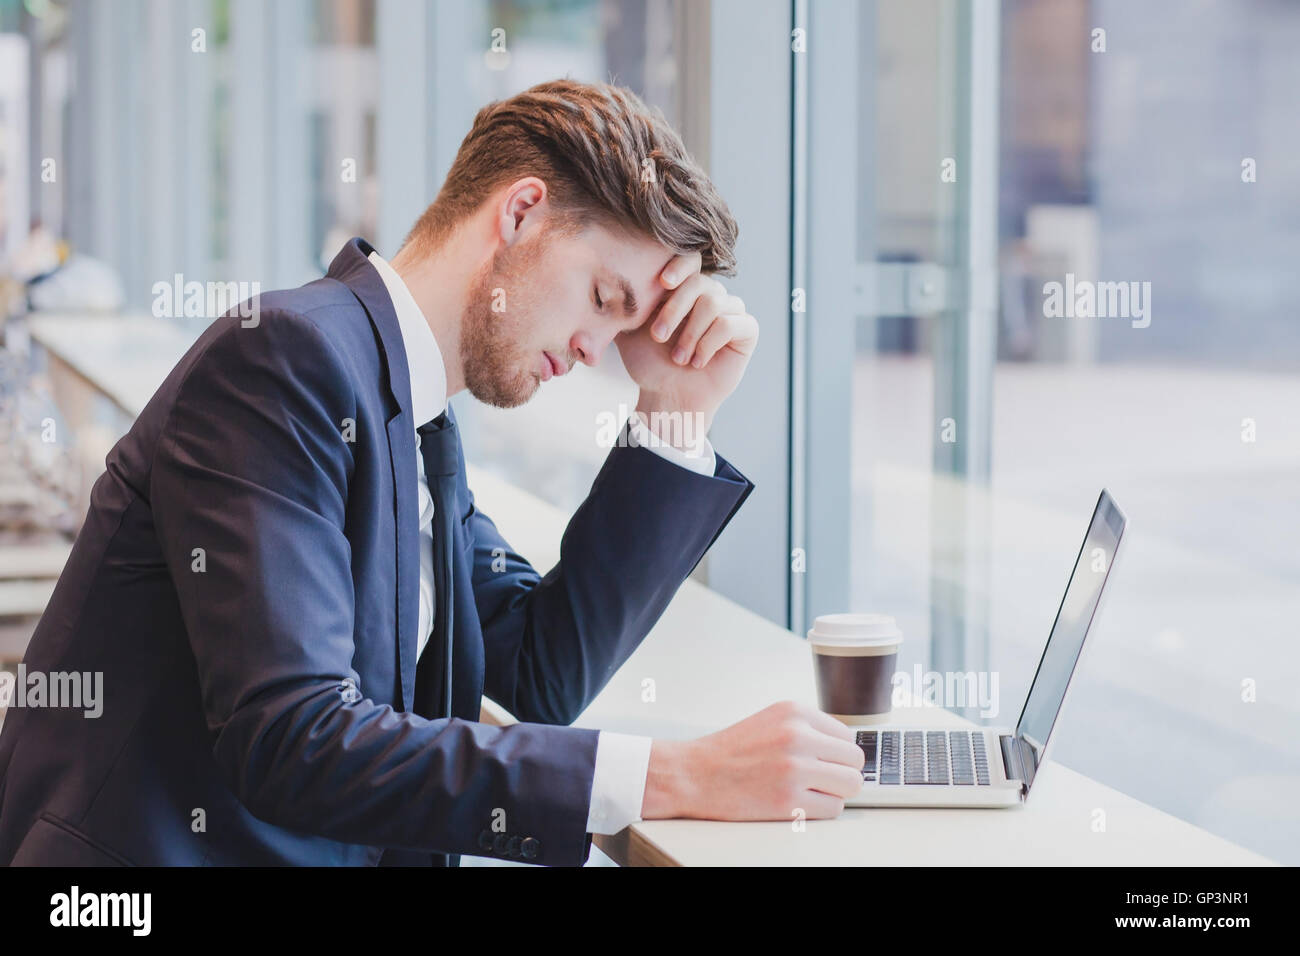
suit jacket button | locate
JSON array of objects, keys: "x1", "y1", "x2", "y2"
[
  {"x1": 506, "y1": 836, "x2": 521, "y2": 858},
  {"x1": 492, "y1": 833, "x2": 510, "y2": 855},
  {"x1": 520, "y1": 837, "x2": 540, "y2": 860},
  {"x1": 477, "y1": 830, "x2": 494, "y2": 851}
]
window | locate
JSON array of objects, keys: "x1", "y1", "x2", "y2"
[{"x1": 800, "y1": 0, "x2": 1300, "y2": 864}]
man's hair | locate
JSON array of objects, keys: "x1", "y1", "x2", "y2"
[{"x1": 403, "y1": 79, "x2": 738, "y2": 276}]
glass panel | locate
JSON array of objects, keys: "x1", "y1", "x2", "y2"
[
  {"x1": 849, "y1": 0, "x2": 950, "y2": 690},
  {"x1": 309, "y1": 0, "x2": 379, "y2": 270},
  {"x1": 830, "y1": 0, "x2": 1300, "y2": 864},
  {"x1": 10, "y1": 0, "x2": 694, "y2": 511},
  {"x1": 990, "y1": 0, "x2": 1300, "y2": 865}
]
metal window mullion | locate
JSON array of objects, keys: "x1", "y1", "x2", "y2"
[
  {"x1": 269, "y1": 0, "x2": 311, "y2": 286},
  {"x1": 180, "y1": 0, "x2": 215, "y2": 281},
  {"x1": 789, "y1": 0, "x2": 809, "y2": 633},
  {"x1": 800, "y1": 0, "x2": 858, "y2": 634},
  {"x1": 228, "y1": 0, "x2": 271, "y2": 287},
  {"x1": 376, "y1": 0, "x2": 431, "y2": 258}
]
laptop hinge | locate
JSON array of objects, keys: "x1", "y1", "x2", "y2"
[{"x1": 999, "y1": 734, "x2": 1034, "y2": 796}]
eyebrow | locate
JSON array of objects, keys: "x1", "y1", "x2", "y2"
[{"x1": 615, "y1": 275, "x2": 638, "y2": 318}]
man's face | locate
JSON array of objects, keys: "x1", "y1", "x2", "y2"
[{"x1": 461, "y1": 219, "x2": 676, "y2": 408}]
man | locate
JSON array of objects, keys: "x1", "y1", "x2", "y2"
[{"x1": 0, "y1": 80, "x2": 863, "y2": 867}]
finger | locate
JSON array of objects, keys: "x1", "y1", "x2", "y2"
[
  {"x1": 811, "y1": 733, "x2": 867, "y2": 771},
  {"x1": 690, "y1": 311, "x2": 755, "y2": 368},
  {"x1": 649, "y1": 273, "x2": 719, "y2": 343},
  {"x1": 803, "y1": 706, "x2": 859, "y2": 742},
  {"x1": 804, "y1": 761, "x2": 868, "y2": 799},
  {"x1": 660, "y1": 250, "x2": 702, "y2": 289},
  {"x1": 689, "y1": 317, "x2": 733, "y2": 368},
  {"x1": 671, "y1": 291, "x2": 732, "y2": 364},
  {"x1": 793, "y1": 790, "x2": 846, "y2": 820}
]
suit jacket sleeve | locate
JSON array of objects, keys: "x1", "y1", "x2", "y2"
[
  {"x1": 468, "y1": 422, "x2": 755, "y2": 728},
  {"x1": 149, "y1": 310, "x2": 598, "y2": 865}
]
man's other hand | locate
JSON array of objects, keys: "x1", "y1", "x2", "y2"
[
  {"x1": 640, "y1": 701, "x2": 865, "y2": 822},
  {"x1": 616, "y1": 251, "x2": 758, "y2": 449}
]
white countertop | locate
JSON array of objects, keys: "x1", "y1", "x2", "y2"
[
  {"x1": 27, "y1": 312, "x2": 203, "y2": 418},
  {"x1": 467, "y1": 465, "x2": 1276, "y2": 866}
]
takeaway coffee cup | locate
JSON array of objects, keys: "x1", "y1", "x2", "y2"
[{"x1": 808, "y1": 613, "x2": 903, "y2": 724}]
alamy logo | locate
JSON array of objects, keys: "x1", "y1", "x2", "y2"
[
  {"x1": 594, "y1": 403, "x2": 708, "y2": 451},
  {"x1": 152, "y1": 273, "x2": 260, "y2": 326},
  {"x1": 892, "y1": 665, "x2": 1000, "y2": 719},
  {"x1": 1042, "y1": 273, "x2": 1151, "y2": 328},
  {"x1": 0, "y1": 665, "x2": 102, "y2": 718},
  {"x1": 50, "y1": 886, "x2": 151, "y2": 936}
]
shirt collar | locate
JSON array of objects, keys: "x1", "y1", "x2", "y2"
[{"x1": 367, "y1": 250, "x2": 446, "y2": 428}]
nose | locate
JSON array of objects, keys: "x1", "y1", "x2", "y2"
[{"x1": 570, "y1": 328, "x2": 617, "y2": 367}]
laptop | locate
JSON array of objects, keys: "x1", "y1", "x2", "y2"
[{"x1": 846, "y1": 489, "x2": 1127, "y2": 808}]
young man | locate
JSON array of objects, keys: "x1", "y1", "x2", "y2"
[{"x1": 0, "y1": 80, "x2": 863, "y2": 867}]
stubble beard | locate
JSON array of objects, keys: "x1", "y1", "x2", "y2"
[{"x1": 460, "y1": 243, "x2": 542, "y2": 410}]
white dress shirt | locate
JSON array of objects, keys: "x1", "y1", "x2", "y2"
[{"x1": 367, "y1": 250, "x2": 715, "y2": 836}]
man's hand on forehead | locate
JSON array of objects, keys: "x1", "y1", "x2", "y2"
[
  {"x1": 623, "y1": 250, "x2": 703, "y2": 332},
  {"x1": 614, "y1": 247, "x2": 758, "y2": 446},
  {"x1": 647, "y1": 251, "x2": 750, "y2": 369},
  {"x1": 658, "y1": 250, "x2": 704, "y2": 293}
]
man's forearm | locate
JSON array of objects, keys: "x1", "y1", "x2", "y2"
[{"x1": 474, "y1": 437, "x2": 753, "y2": 725}]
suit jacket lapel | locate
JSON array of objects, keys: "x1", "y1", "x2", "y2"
[{"x1": 329, "y1": 237, "x2": 420, "y2": 713}]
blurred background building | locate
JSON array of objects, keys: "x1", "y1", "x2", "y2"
[{"x1": 0, "y1": 0, "x2": 1296, "y2": 863}]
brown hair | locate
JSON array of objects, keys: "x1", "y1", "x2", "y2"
[{"x1": 403, "y1": 79, "x2": 738, "y2": 276}]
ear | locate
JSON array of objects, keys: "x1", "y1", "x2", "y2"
[{"x1": 496, "y1": 177, "x2": 548, "y2": 247}]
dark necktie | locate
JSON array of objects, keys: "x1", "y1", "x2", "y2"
[
  {"x1": 416, "y1": 412, "x2": 459, "y2": 721},
  {"x1": 415, "y1": 411, "x2": 460, "y2": 868}
]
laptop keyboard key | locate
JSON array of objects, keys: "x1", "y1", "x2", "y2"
[
  {"x1": 971, "y1": 732, "x2": 991, "y2": 786},
  {"x1": 879, "y1": 731, "x2": 900, "y2": 784},
  {"x1": 925, "y1": 732, "x2": 950, "y2": 784},
  {"x1": 856, "y1": 730, "x2": 879, "y2": 778},
  {"x1": 903, "y1": 731, "x2": 926, "y2": 784},
  {"x1": 950, "y1": 731, "x2": 977, "y2": 785},
  {"x1": 949, "y1": 731, "x2": 975, "y2": 785}
]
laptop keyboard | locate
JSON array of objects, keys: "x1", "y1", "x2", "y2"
[{"x1": 856, "y1": 730, "x2": 992, "y2": 786}]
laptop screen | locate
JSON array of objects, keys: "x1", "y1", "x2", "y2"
[{"x1": 1015, "y1": 490, "x2": 1126, "y2": 754}]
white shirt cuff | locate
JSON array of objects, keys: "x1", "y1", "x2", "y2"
[
  {"x1": 626, "y1": 413, "x2": 717, "y2": 477},
  {"x1": 586, "y1": 731, "x2": 653, "y2": 835}
]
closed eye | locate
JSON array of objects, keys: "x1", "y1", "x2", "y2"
[{"x1": 593, "y1": 286, "x2": 604, "y2": 311}]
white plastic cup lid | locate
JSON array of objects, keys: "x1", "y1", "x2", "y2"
[{"x1": 807, "y1": 612, "x2": 903, "y2": 646}]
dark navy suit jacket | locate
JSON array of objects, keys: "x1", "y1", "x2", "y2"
[{"x1": 0, "y1": 238, "x2": 753, "y2": 866}]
